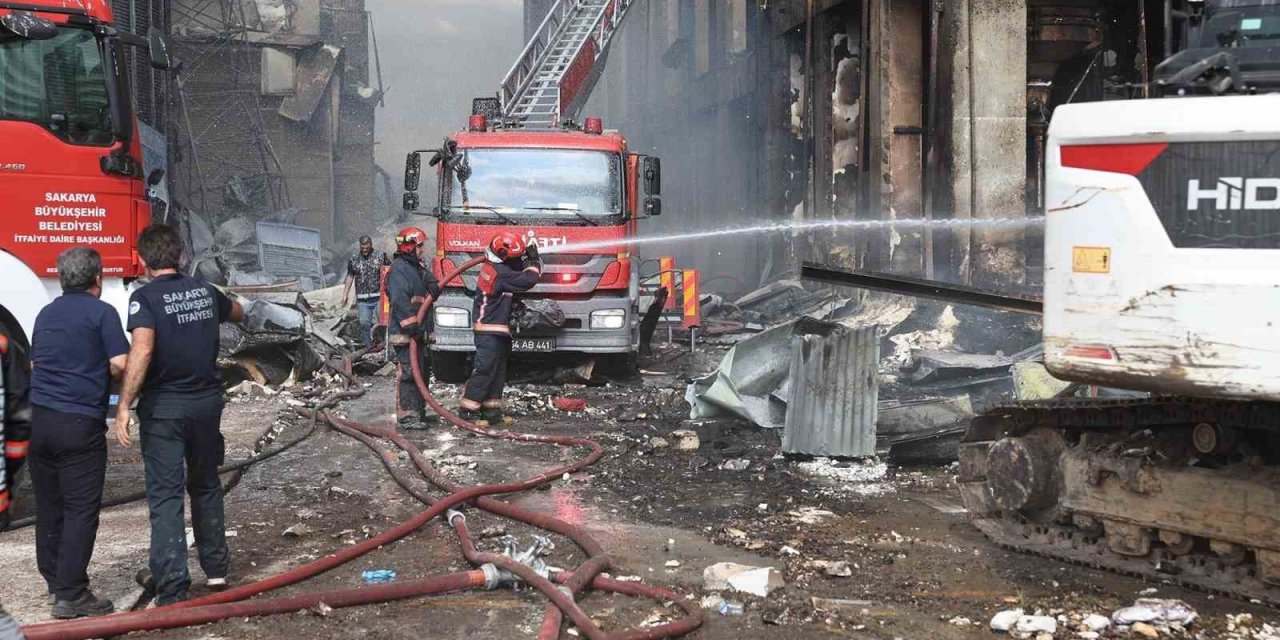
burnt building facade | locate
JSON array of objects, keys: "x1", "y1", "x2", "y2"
[
  {"x1": 527, "y1": 0, "x2": 1166, "y2": 294},
  {"x1": 164, "y1": 0, "x2": 381, "y2": 241}
]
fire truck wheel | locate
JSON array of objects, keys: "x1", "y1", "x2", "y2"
[{"x1": 433, "y1": 351, "x2": 471, "y2": 384}]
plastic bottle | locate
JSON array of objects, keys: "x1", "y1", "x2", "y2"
[{"x1": 718, "y1": 601, "x2": 744, "y2": 616}]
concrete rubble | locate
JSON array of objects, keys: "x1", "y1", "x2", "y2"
[
  {"x1": 1113, "y1": 598, "x2": 1200, "y2": 628},
  {"x1": 702, "y1": 563, "x2": 785, "y2": 598},
  {"x1": 216, "y1": 281, "x2": 369, "y2": 389}
]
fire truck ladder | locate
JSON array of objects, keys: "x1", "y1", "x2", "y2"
[{"x1": 499, "y1": 0, "x2": 637, "y2": 128}]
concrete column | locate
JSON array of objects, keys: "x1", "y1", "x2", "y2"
[{"x1": 947, "y1": 0, "x2": 1026, "y2": 288}]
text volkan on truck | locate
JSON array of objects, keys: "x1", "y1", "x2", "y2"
[
  {"x1": 402, "y1": 101, "x2": 662, "y2": 382},
  {"x1": 0, "y1": 0, "x2": 170, "y2": 347}
]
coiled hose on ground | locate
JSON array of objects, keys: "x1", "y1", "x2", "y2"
[{"x1": 20, "y1": 256, "x2": 702, "y2": 640}]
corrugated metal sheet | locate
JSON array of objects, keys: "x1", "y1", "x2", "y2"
[
  {"x1": 782, "y1": 324, "x2": 880, "y2": 458},
  {"x1": 256, "y1": 221, "x2": 324, "y2": 290}
]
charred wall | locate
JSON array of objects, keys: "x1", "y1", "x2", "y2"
[
  {"x1": 166, "y1": 0, "x2": 379, "y2": 243},
  {"x1": 529, "y1": 0, "x2": 1163, "y2": 295}
]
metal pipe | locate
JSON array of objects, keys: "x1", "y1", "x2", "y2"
[
  {"x1": 1139, "y1": 0, "x2": 1151, "y2": 98},
  {"x1": 804, "y1": 0, "x2": 816, "y2": 221},
  {"x1": 801, "y1": 262, "x2": 1044, "y2": 314},
  {"x1": 922, "y1": 0, "x2": 940, "y2": 280}
]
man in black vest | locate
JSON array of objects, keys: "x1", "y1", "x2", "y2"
[
  {"x1": 386, "y1": 226, "x2": 441, "y2": 430},
  {"x1": 114, "y1": 225, "x2": 244, "y2": 605}
]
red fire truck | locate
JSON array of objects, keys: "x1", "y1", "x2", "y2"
[
  {"x1": 0, "y1": 0, "x2": 169, "y2": 347},
  {"x1": 403, "y1": 106, "x2": 662, "y2": 382}
]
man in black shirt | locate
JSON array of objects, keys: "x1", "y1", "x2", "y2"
[
  {"x1": 341, "y1": 235, "x2": 390, "y2": 349},
  {"x1": 114, "y1": 225, "x2": 244, "y2": 606},
  {"x1": 29, "y1": 247, "x2": 129, "y2": 618}
]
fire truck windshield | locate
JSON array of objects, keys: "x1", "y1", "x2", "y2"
[
  {"x1": 1202, "y1": 2, "x2": 1280, "y2": 47},
  {"x1": 0, "y1": 26, "x2": 113, "y2": 145},
  {"x1": 447, "y1": 148, "x2": 623, "y2": 220}
]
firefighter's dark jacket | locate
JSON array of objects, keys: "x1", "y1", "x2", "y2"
[
  {"x1": 472, "y1": 258, "x2": 541, "y2": 335},
  {"x1": 0, "y1": 326, "x2": 32, "y2": 528},
  {"x1": 388, "y1": 250, "x2": 442, "y2": 340}
]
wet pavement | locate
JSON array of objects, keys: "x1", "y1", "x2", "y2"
[{"x1": 3, "y1": 366, "x2": 1280, "y2": 639}]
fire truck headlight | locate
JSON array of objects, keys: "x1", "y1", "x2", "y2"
[
  {"x1": 435, "y1": 307, "x2": 471, "y2": 328},
  {"x1": 589, "y1": 309, "x2": 626, "y2": 330}
]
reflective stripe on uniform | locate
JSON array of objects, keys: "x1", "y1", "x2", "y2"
[
  {"x1": 473, "y1": 322, "x2": 511, "y2": 335},
  {"x1": 4, "y1": 441, "x2": 27, "y2": 458},
  {"x1": 459, "y1": 398, "x2": 482, "y2": 410},
  {"x1": 481, "y1": 400, "x2": 503, "y2": 409}
]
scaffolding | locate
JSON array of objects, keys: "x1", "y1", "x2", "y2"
[{"x1": 167, "y1": 0, "x2": 291, "y2": 220}]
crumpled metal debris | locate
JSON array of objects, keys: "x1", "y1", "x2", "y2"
[
  {"x1": 685, "y1": 320, "x2": 797, "y2": 428},
  {"x1": 687, "y1": 317, "x2": 878, "y2": 456},
  {"x1": 218, "y1": 297, "x2": 336, "y2": 388}
]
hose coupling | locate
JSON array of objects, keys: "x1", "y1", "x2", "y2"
[
  {"x1": 446, "y1": 509, "x2": 466, "y2": 525},
  {"x1": 479, "y1": 563, "x2": 518, "y2": 589},
  {"x1": 480, "y1": 563, "x2": 501, "y2": 590}
]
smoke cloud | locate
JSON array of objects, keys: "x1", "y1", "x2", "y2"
[{"x1": 366, "y1": 0, "x2": 525, "y2": 172}]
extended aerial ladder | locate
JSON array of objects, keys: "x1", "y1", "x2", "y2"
[{"x1": 499, "y1": 0, "x2": 637, "y2": 128}]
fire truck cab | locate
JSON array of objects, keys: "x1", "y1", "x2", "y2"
[
  {"x1": 403, "y1": 107, "x2": 661, "y2": 382},
  {"x1": 0, "y1": 0, "x2": 169, "y2": 347}
]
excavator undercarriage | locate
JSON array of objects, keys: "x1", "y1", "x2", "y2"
[
  {"x1": 960, "y1": 397, "x2": 1280, "y2": 604},
  {"x1": 802, "y1": 265, "x2": 1280, "y2": 605}
]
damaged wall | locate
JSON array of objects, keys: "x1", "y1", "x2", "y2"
[
  {"x1": 940, "y1": 0, "x2": 1028, "y2": 290},
  {"x1": 167, "y1": 0, "x2": 379, "y2": 245},
  {"x1": 528, "y1": 1, "x2": 1169, "y2": 295}
]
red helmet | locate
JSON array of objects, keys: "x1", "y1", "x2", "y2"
[
  {"x1": 486, "y1": 232, "x2": 527, "y2": 263},
  {"x1": 395, "y1": 226, "x2": 427, "y2": 253}
]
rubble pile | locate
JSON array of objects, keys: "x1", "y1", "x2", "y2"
[
  {"x1": 990, "y1": 599, "x2": 1200, "y2": 639},
  {"x1": 218, "y1": 291, "x2": 361, "y2": 390},
  {"x1": 688, "y1": 280, "x2": 1045, "y2": 463}
]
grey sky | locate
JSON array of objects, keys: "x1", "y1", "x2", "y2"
[{"x1": 365, "y1": 0, "x2": 525, "y2": 171}]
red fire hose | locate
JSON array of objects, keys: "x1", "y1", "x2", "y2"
[
  {"x1": 30, "y1": 571, "x2": 487, "y2": 639},
  {"x1": 21, "y1": 256, "x2": 701, "y2": 640}
]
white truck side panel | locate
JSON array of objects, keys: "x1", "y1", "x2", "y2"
[{"x1": 1044, "y1": 96, "x2": 1280, "y2": 400}]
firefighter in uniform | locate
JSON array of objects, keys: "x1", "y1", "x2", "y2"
[
  {"x1": 1, "y1": 324, "x2": 33, "y2": 639},
  {"x1": 459, "y1": 232, "x2": 542, "y2": 425},
  {"x1": 387, "y1": 227, "x2": 442, "y2": 429}
]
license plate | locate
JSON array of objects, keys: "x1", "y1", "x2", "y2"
[{"x1": 512, "y1": 337, "x2": 556, "y2": 353}]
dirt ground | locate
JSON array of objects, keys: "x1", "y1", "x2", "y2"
[{"x1": 3, "y1": 345, "x2": 1279, "y2": 639}]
